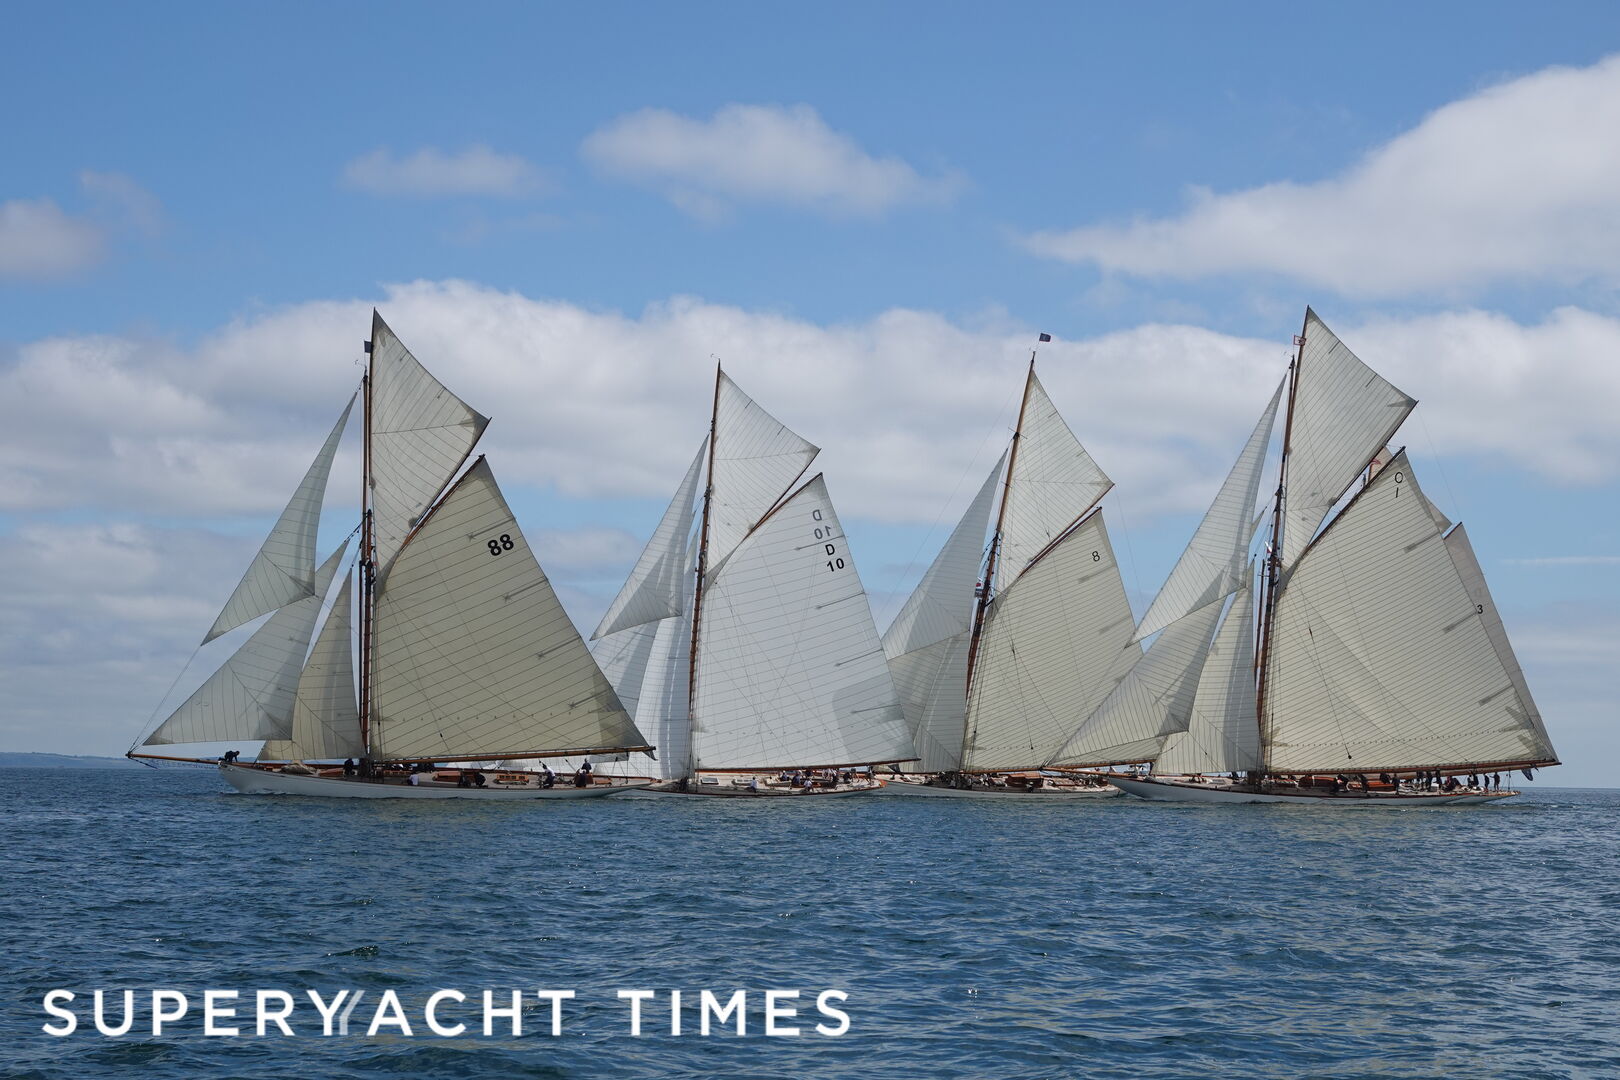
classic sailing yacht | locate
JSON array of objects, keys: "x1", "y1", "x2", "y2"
[
  {"x1": 128, "y1": 312, "x2": 655, "y2": 799},
  {"x1": 1106, "y1": 308, "x2": 1559, "y2": 804},
  {"x1": 880, "y1": 342, "x2": 1132, "y2": 797},
  {"x1": 582, "y1": 366, "x2": 915, "y2": 796}
]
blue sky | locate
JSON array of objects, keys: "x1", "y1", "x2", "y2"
[{"x1": 3, "y1": 3, "x2": 1617, "y2": 782}]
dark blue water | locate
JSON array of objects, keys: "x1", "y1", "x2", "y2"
[{"x1": 3, "y1": 769, "x2": 1617, "y2": 1079}]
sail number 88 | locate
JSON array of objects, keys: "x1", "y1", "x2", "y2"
[{"x1": 487, "y1": 534, "x2": 515, "y2": 556}]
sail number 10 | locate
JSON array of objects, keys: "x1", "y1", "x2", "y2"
[{"x1": 812, "y1": 509, "x2": 845, "y2": 573}]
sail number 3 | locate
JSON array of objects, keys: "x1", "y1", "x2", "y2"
[
  {"x1": 813, "y1": 509, "x2": 845, "y2": 572},
  {"x1": 487, "y1": 534, "x2": 515, "y2": 557}
]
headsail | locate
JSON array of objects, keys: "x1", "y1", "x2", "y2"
[
  {"x1": 882, "y1": 457, "x2": 1003, "y2": 772},
  {"x1": 592, "y1": 439, "x2": 706, "y2": 639},
  {"x1": 144, "y1": 543, "x2": 348, "y2": 747},
  {"x1": 691, "y1": 475, "x2": 910, "y2": 770},
  {"x1": 1135, "y1": 380, "x2": 1281, "y2": 640},
  {"x1": 1278, "y1": 309, "x2": 1415, "y2": 569},
  {"x1": 368, "y1": 458, "x2": 647, "y2": 761},
  {"x1": 367, "y1": 311, "x2": 489, "y2": 577},
  {"x1": 963, "y1": 512, "x2": 1139, "y2": 770},
  {"x1": 1264, "y1": 452, "x2": 1557, "y2": 773},
  {"x1": 259, "y1": 571, "x2": 363, "y2": 762},
  {"x1": 204, "y1": 396, "x2": 354, "y2": 643},
  {"x1": 1157, "y1": 580, "x2": 1262, "y2": 775}
]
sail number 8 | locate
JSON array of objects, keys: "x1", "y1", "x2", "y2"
[
  {"x1": 813, "y1": 509, "x2": 845, "y2": 573},
  {"x1": 487, "y1": 534, "x2": 515, "y2": 557}
]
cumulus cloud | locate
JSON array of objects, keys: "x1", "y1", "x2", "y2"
[
  {"x1": 0, "y1": 198, "x2": 106, "y2": 280},
  {"x1": 1023, "y1": 53, "x2": 1620, "y2": 296},
  {"x1": 582, "y1": 103, "x2": 964, "y2": 219},
  {"x1": 342, "y1": 145, "x2": 551, "y2": 197},
  {"x1": 6, "y1": 284, "x2": 1618, "y2": 534}
]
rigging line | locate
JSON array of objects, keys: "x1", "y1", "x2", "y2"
[
  {"x1": 1417, "y1": 410, "x2": 1464, "y2": 520},
  {"x1": 131, "y1": 644, "x2": 204, "y2": 751},
  {"x1": 1105, "y1": 486, "x2": 1147, "y2": 621}
]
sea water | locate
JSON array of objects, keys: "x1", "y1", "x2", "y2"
[{"x1": 3, "y1": 768, "x2": 1617, "y2": 1079}]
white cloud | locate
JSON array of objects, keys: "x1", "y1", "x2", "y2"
[
  {"x1": 6, "y1": 285, "x2": 1618, "y2": 535},
  {"x1": 1505, "y1": 556, "x2": 1620, "y2": 567},
  {"x1": 582, "y1": 103, "x2": 964, "y2": 219},
  {"x1": 342, "y1": 145, "x2": 550, "y2": 197},
  {"x1": 0, "y1": 197, "x2": 105, "y2": 280},
  {"x1": 1023, "y1": 53, "x2": 1620, "y2": 296}
]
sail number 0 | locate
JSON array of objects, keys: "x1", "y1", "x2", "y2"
[
  {"x1": 487, "y1": 534, "x2": 515, "y2": 556},
  {"x1": 812, "y1": 509, "x2": 845, "y2": 572}
]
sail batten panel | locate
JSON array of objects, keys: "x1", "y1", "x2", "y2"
[
  {"x1": 368, "y1": 313, "x2": 489, "y2": 577},
  {"x1": 1265, "y1": 452, "x2": 1552, "y2": 772},
  {"x1": 147, "y1": 543, "x2": 347, "y2": 747},
  {"x1": 259, "y1": 571, "x2": 362, "y2": 761},
  {"x1": 692, "y1": 475, "x2": 912, "y2": 770},
  {"x1": 707, "y1": 373, "x2": 819, "y2": 568},
  {"x1": 593, "y1": 439, "x2": 706, "y2": 639},
  {"x1": 1158, "y1": 582, "x2": 1261, "y2": 775},
  {"x1": 998, "y1": 374, "x2": 1112, "y2": 586},
  {"x1": 1280, "y1": 310, "x2": 1416, "y2": 569},
  {"x1": 1136, "y1": 380, "x2": 1282, "y2": 640},
  {"x1": 369, "y1": 459, "x2": 646, "y2": 760},
  {"x1": 964, "y1": 512, "x2": 1140, "y2": 771},
  {"x1": 205, "y1": 396, "x2": 354, "y2": 643},
  {"x1": 1050, "y1": 595, "x2": 1226, "y2": 768}
]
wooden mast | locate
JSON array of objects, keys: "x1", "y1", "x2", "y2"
[
  {"x1": 684, "y1": 362, "x2": 723, "y2": 781},
  {"x1": 358, "y1": 314, "x2": 377, "y2": 757},
  {"x1": 1254, "y1": 308, "x2": 1309, "y2": 779},
  {"x1": 960, "y1": 345, "x2": 1038, "y2": 765}
]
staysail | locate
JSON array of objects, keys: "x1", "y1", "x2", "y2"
[
  {"x1": 1263, "y1": 451, "x2": 1555, "y2": 773},
  {"x1": 691, "y1": 475, "x2": 910, "y2": 770},
  {"x1": 203, "y1": 396, "x2": 354, "y2": 643},
  {"x1": 144, "y1": 543, "x2": 348, "y2": 747},
  {"x1": 368, "y1": 457, "x2": 647, "y2": 761},
  {"x1": 259, "y1": 571, "x2": 363, "y2": 762},
  {"x1": 592, "y1": 439, "x2": 706, "y2": 640},
  {"x1": 1156, "y1": 581, "x2": 1262, "y2": 775},
  {"x1": 882, "y1": 457, "x2": 1003, "y2": 772}
]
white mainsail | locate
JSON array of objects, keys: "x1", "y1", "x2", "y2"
[
  {"x1": 882, "y1": 457, "x2": 1003, "y2": 772},
  {"x1": 259, "y1": 572, "x2": 363, "y2": 762},
  {"x1": 367, "y1": 311, "x2": 489, "y2": 577},
  {"x1": 592, "y1": 439, "x2": 706, "y2": 640},
  {"x1": 1264, "y1": 451, "x2": 1553, "y2": 773},
  {"x1": 691, "y1": 474, "x2": 910, "y2": 769},
  {"x1": 963, "y1": 512, "x2": 1139, "y2": 770},
  {"x1": 204, "y1": 396, "x2": 354, "y2": 644},
  {"x1": 1134, "y1": 380, "x2": 1281, "y2": 640},
  {"x1": 368, "y1": 457, "x2": 647, "y2": 761},
  {"x1": 1048, "y1": 595, "x2": 1224, "y2": 768},
  {"x1": 1278, "y1": 309, "x2": 1416, "y2": 569},
  {"x1": 145, "y1": 543, "x2": 348, "y2": 747},
  {"x1": 996, "y1": 373, "x2": 1112, "y2": 584},
  {"x1": 1157, "y1": 581, "x2": 1262, "y2": 775},
  {"x1": 706, "y1": 372, "x2": 819, "y2": 569}
]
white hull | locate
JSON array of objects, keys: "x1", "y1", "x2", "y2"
[
  {"x1": 220, "y1": 763, "x2": 648, "y2": 800},
  {"x1": 882, "y1": 777, "x2": 1121, "y2": 799},
  {"x1": 641, "y1": 776, "x2": 888, "y2": 798},
  {"x1": 1108, "y1": 775, "x2": 1517, "y2": 807}
]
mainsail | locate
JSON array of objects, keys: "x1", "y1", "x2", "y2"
[
  {"x1": 691, "y1": 474, "x2": 911, "y2": 769},
  {"x1": 203, "y1": 396, "x2": 354, "y2": 644},
  {"x1": 1262, "y1": 451, "x2": 1555, "y2": 772},
  {"x1": 706, "y1": 372, "x2": 819, "y2": 569},
  {"x1": 144, "y1": 543, "x2": 348, "y2": 747},
  {"x1": 368, "y1": 457, "x2": 647, "y2": 761}
]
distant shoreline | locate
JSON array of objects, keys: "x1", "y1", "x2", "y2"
[{"x1": 0, "y1": 752, "x2": 143, "y2": 769}]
